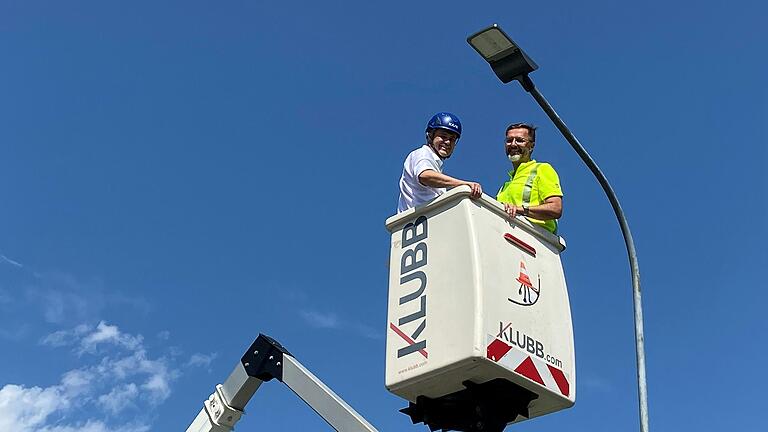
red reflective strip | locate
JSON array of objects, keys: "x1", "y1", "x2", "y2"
[
  {"x1": 514, "y1": 356, "x2": 545, "y2": 386},
  {"x1": 486, "y1": 339, "x2": 512, "y2": 362},
  {"x1": 504, "y1": 233, "x2": 536, "y2": 257},
  {"x1": 547, "y1": 365, "x2": 570, "y2": 397},
  {"x1": 389, "y1": 322, "x2": 428, "y2": 359}
]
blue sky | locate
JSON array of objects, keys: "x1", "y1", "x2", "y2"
[{"x1": 1, "y1": 1, "x2": 766, "y2": 431}]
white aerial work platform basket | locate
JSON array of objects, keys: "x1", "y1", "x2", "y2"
[{"x1": 385, "y1": 186, "x2": 575, "y2": 430}]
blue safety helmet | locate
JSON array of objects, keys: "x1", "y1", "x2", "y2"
[{"x1": 426, "y1": 112, "x2": 462, "y2": 138}]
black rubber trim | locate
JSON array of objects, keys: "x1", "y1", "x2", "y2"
[{"x1": 400, "y1": 378, "x2": 538, "y2": 432}]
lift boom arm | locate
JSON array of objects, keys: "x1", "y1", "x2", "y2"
[{"x1": 185, "y1": 334, "x2": 378, "y2": 432}]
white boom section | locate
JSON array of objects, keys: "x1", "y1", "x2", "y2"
[
  {"x1": 185, "y1": 334, "x2": 378, "y2": 432},
  {"x1": 186, "y1": 363, "x2": 262, "y2": 432},
  {"x1": 282, "y1": 356, "x2": 378, "y2": 432}
]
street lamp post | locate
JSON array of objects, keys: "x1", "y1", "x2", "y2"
[{"x1": 467, "y1": 24, "x2": 650, "y2": 432}]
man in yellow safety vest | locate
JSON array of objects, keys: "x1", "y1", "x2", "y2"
[{"x1": 496, "y1": 123, "x2": 563, "y2": 234}]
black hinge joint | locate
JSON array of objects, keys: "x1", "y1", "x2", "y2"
[{"x1": 240, "y1": 334, "x2": 293, "y2": 382}]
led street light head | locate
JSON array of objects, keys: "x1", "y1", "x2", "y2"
[
  {"x1": 467, "y1": 25, "x2": 516, "y2": 62},
  {"x1": 467, "y1": 24, "x2": 538, "y2": 84}
]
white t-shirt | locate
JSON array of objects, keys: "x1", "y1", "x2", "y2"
[{"x1": 397, "y1": 145, "x2": 446, "y2": 212}]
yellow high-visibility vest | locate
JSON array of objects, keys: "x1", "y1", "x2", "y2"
[{"x1": 496, "y1": 160, "x2": 563, "y2": 234}]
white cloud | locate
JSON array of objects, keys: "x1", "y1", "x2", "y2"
[
  {"x1": 42, "y1": 321, "x2": 144, "y2": 355},
  {"x1": 187, "y1": 352, "x2": 218, "y2": 368},
  {"x1": 60, "y1": 369, "x2": 96, "y2": 399},
  {"x1": 28, "y1": 287, "x2": 94, "y2": 325},
  {"x1": 103, "y1": 349, "x2": 175, "y2": 404},
  {"x1": 352, "y1": 322, "x2": 382, "y2": 340},
  {"x1": 1, "y1": 261, "x2": 165, "y2": 430},
  {"x1": 39, "y1": 420, "x2": 150, "y2": 432},
  {"x1": 0, "y1": 384, "x2": 67, "y2": 431},
  {"x1": 98, "y1": 349, "x2": 179, "y2": 403},
  {"x1": 299, "y1": 309, "x2": 382, "y2": 339},
  {"x1": 13, "y1": 268, "x2": 150, "y2": 327},
  {"x1": 0, "y1": 368, "x2": 99, "y2": 431},
  {"x1": 41, "y1": 324, "x2": 90, "y2": 347},
  {"x1": 98, "y1": 384, "x2": 139, "y2": 415},
  {"x1": 0, "y1": 254, "x2": 23, "y2": 268},
  {"x1": 1, "y1": 322, "x2": 178, "y2": 432},
  {"x1": 141, "y1": 372, "x2": 171, "y2": 403},
  {"x1": 300, "y1": 310, "x2": 340, "y2": 329},
  {"x1": 97, "y1": 347, "x2": 176, "y2": 405},
  {"x1": 80, "y1": 321, "x2": 143, "y2": 353}
]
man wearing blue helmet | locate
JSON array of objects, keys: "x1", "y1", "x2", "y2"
[{"x1": 397, "y1": 112, "x2": 483, "y2": 212}]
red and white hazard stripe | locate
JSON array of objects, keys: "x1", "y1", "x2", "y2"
[{"x1": 486, "y1": 336, "x2": 570, "y2": 398}]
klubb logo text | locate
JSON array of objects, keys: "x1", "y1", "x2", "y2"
[{"x1": 396, "y1": 216, "x2": 429, "y2": 358}]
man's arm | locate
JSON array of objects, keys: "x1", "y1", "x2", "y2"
[
  {"x1": 503, "y1": 196, "x2": 562, "y2": 220},
  {"x1": 419, "y1": 169, "x2": 483, "y2": 198}
]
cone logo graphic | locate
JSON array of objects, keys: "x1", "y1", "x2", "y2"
[
  {"x1": 516, "y1": 261, "x2": 533, "y2": 288},
  {"x1": 509, "y1": 259, "x2": 541, "y2": 306}
]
